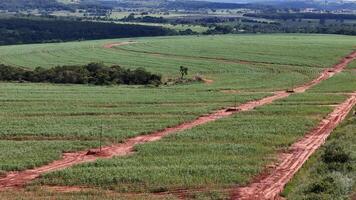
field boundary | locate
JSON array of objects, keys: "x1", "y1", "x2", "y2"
[{"x1": 0, "y1": 51, "x2": 355, "y2": 192}]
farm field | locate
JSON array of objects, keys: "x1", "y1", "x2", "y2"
[
  {"x1": 36, "y1": 94, "x2": 344, "y2": 192},
  {"x1": 0, "y1": 34, "x2": 356, "y2": 199},
  {"x1": 35, "y1": 82, "x2": 351, "y2": 195}
]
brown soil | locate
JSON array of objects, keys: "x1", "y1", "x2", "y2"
[
  {"x1": 231, "y1": 93, "x2": 356, "y2": 200},
  {"x1": 202, "y1": 78, "x2": 214, "y2": 84},
  {"x1": 103, "y1": 41, "x2": 137, "y2": 49},
  {"x1": 0, "y1": 51, "x2": 355, "y2": 194}
]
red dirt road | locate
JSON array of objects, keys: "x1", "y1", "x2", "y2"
[
  {"x1": 231, "y1": 93, "x2": 356, "y2": 200},
  {"x1": 0, "y1": 51, "x2": 355, "y2": 192}
]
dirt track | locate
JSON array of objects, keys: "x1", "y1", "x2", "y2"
[
  {"x1": 231, "y1": 93, "x2": 356, "y2": 200},
  {"x1": 0, "y1": 51, "x2": 355, "y2": 193},
  {"x1": 103, "y1": 41, "x2": 137, "y2": 49}
]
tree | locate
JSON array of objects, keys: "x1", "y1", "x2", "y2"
[{"x1": 180, "y1": 66, "x2": 188, "y2": 79}]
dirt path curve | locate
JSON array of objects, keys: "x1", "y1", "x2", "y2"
[
  {"x1": 231, "y1": 93, "x2": 356, "y2": 200},
  {"x1": 103, "y1": 41, "x2": 137, "y2": 49},
  {"x1": 0, "y1": 51, "x2": 355, "y2": 191}
]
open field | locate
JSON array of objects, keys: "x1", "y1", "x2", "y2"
[
  {"x1": 0, "y1": 34, "x2": 356, "y2": 199},
  {"x1": 0, "y1": 83, "x2": 266, "y2": 141}
]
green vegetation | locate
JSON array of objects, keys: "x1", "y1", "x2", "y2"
[
  {"x1": 36, "y1": 91, "x2": 347, "y2": 193},
  {"x1": 0, "y1": 140, "x2": 97, "y2": 173},
  {"x1": 310, "y1": 70, "x2": 356, "y2": 93},
  {"x1": 0, "y1": 18, "x2": 176, "y2": 45},
  {"x1": 0, "y1": 34, "x2": 355, "y2": 200},
  {"x1": 0, "y1": 63, "x2": 162, "y2": 85},
  {"x1": 0, "y1": 83, "x2": 266, "y2": 141},
  {"x1": 0, "y1": 34, "x2": 355, "y2": 91},
  {"x1": 0, "y1": 187, "x2": 177, "y2": 200}
]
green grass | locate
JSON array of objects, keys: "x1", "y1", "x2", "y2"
[
  {"x1": 0, "y1": 140, "x2": 98, "y2": 173},
  {"x1": 309, "y1": 70, "x2": 356, "y2": 93},
  {"x1": 348, "y1": 60, "x2": 356, "y2": 69},
  {"x1": 0, "y1": 83, "x2": 266, "y2": 141}
]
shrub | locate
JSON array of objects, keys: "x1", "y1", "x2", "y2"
[{"x1": 322, "y1": 142, "x2": 351, "y2": 164}]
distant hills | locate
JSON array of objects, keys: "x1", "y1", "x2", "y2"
[{"x1": 1, "y1": 0, "x2": 355, "y2": 11}]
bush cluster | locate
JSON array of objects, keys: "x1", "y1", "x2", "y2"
[
  {"x1": 0, "y1": 63, "x2": 161, "y2": 85},
  {"x1": 299, "y1": 142, "x2": 354, "y2": 199}
]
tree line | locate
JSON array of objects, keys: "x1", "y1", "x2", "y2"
[
  {"x1": 0, "y1": 18, "x2": 177, "y2": 45},
  {"x1": 0, "y1": 63, "x2": 162, "y2": 85},
  {"x1": 245, "y1": 13, "x2": 356, "y2": 20}
]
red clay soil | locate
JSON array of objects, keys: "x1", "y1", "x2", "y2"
[
  {"x1": 0, "y1": 51, "x2": 355, "y2": 192},
  {"x1": 231, "y1": 93, "x2": 356, "y2": 200}
]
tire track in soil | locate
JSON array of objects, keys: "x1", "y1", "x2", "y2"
[{"x1": 0, "y1": 51, "x2": 355, "y2": 192}]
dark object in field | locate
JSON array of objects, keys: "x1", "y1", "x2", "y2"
[
  {"x1": 286, "y1": 89, "x2": 295, "y2": 93},
  {"x1": 226, "y1": 107, "x2": 240, "y2": 112},
  {"x1": 86, "y1": 149, "x2": 99, "y2": 155},
  {"x1": 0, "y1": 63, "x2": 162, "y2": 86}
]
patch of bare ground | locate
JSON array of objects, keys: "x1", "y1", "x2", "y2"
[
  {"x1": 103, "y1": 41, "x2": 137, "y2": 49},
  {"x1": 201, "y1": 78, "x2": 214, "y2": 84}
]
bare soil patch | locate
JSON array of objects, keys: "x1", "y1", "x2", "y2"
[{"x1": 103, "y1": 41, "x2": 137, "y2": 49}]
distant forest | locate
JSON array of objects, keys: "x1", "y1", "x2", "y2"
[
  {"x1": 0, "y1": 18, "x2": 176, "y2": 45},
  {"x1": 0, "y1": 0, "x2": 68, "y2": 11},
  {"x1": 245, "y1": 13, "x2": 356, "y2": 20}
]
